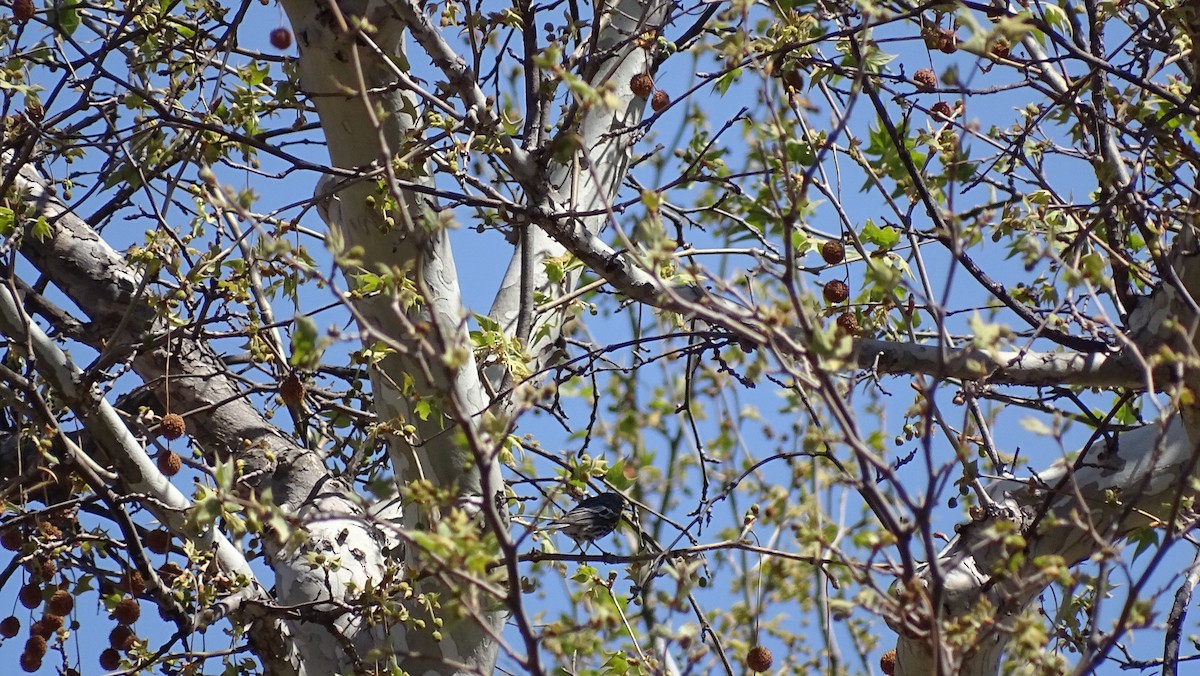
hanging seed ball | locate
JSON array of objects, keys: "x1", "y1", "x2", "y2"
[
  {"x1": 279, "y1": 373, "x2": 306, "y2": 408},
  {"x1": 821, "y1": 240, "x2": 846, "y2": 265},
  {"x1": 651, "y1": 90, "x2": 670, "y2": 112},
  {"x1": 630, "y1": 73, "x2": 654, "y2": 98},
  {"x1": 160, "y1": 412, "x2": 186, "y2": 440},
  {"x1": 145, "y1": 528, "x2": 172, "y2": 555},
  {"x1": 19, "y1": 583, "x2": 41, "y2": 609},
  {"x1": 913, "y1": 68, "x2": 937, "y2": 90},
  {"x1": 159, "y1": 562, "x2": 183, "y2": 585},
  {"x1": 34, "y1": 614, "x2": 62, "y2": 637},
  {"x1": 36, "y1": 558, "x2": 56, "y2": 582},
  {"x1": 823, "y1": 280, "x2": 850, "y2": 303},
  {"x1": 836, "y1": 312, "x2": 859, "y2": 335},
  {"x1": 930, "y1": 101, "x2": 954, "y2": 120},
  {"x1": 47, "y1": 589, "x2": 73, "y2": 616},
  {"x1": 746, "y1": 645, "x2": 774, "y2": 672},
  {"x1": 109, "y1": 624, "x2": 136, "y2": 652},
  {"x1": 1, "y1": 526, "x2": 23, "y2": 551},
  {"x1": 269, "y1": 27, "x2": 292, "y2": 50},
  {"x1": 121, "y1": 571, "x2": 146, "y2": 596},
  {"x1": 157, "y1": 450, "x2": 182, "y2": 477},
  {"x1": 12, "y1": 0, "x2": 33, "y2": 22},
  {"x1": 1, "y1": 615, "x2": 20, "y2": 638},
  {"x1": 881, "y1": 648, "x2": 897, "y2": 675},
  {"x1": 99, "y1": 647, "x2": 121, "y2": 670},
  {"x1": 24, "y1": 635, "x2": 47, "y2": 659},
  {"x1": 113, "y1": 598, "x2": 141, "y2": 625},
  {"x1": 18, "y1": 652, "x2": 40, "y2": 673}
]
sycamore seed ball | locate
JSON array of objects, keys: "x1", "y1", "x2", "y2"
[
  {"x1": 747, "y1": 645, "x2": 773, "y2": 672},
  {"x1": 160, "y1": 413, "x2": 186, "y2": 440}
]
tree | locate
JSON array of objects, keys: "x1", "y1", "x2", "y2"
[{"x1": 0, "y1": 0, "x2": 1198, "y2": 673}]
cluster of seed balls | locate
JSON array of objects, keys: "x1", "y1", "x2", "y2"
[
  {"x1": 629, "y1": 73, "x2": 672, "y2": 113},
  {"x1": 0, "y1": 518, "x2": 166, "y2": 672},
  {"x1": 819, "y1": 240, "x2": 859, "y2": 335},
  {"x1": 745, "y1": 645, "x2": 896, "y2": 672},
  {"x1": 0, "y1": 521, "x2": 75, "y2": 673},
  {"x1": 0, "y1": 400, "x2": 202, "y2": 671}
]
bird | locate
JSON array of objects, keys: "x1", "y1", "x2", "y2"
[{"x1": 543, "y1": 492, "x2": 626, "y2": 546}]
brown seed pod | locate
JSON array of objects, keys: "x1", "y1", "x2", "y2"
[
  {"x1": 113, "y1": 598, "x2": 141, "y2": 625},
  {"x1": 746, "y1": 645, "x2": 774, "y2": 672},
  {"x1": 279, "y1": 373, "x2": 306, "y2": 408},
  {"x1": 24, "y1": 635, "x2": 47, "y2": 658},
  {"x1": 99, "y1": 647, "x2": 122, "y2": 670},
  {"x1": 930, "y1": 101, "x2": 954, "y2": 120},
  {"x1": 18, "y1": 651, "x2": 40, "y2": 673},
  {"x1": 880, "y1": 648, "x2": 897, "y2": 675},
  {"x1": 913, "y1": 68, "x2": 937, "y2": 90},
  {"x1": 836, "y1": 312, "x2": 859, "y2": 335},
  {"x1": 109, "y1": 624, "x2": 136, "y2": 652},
  {"x1": 0, "y1": 615, "x2": 20, "y2": 638},
  {"x1": 651, "y1": 90, "x2": 670, "y2": 112},
  {"x1": 823, "y1": 280, "x2": 850, "y2": 303},
  {"x1": 270, "y1": 27, "x2": 292, "y2": 50},
  {"x1": 160, "y1": 413, "x2": 186, "y2": 440},
  {"x1": 630, "y1": 73, "x2": 654, "y2": 98},
  {"x1": 47, "y1": 589, "x2": 72, "y2": 616},
  {"x1": 991, "y1": 38, "x2": 1010, "y2": 59},
  {"x1": 12, "y1": 0, "x2": 33, "y2": 22},
  {"x1": 19, "y1": 583, "x2": 41, "y2": 610},
  {"x1": 158, "y1": 562, "x2": 183, "y2": 585},
  {"x1": 1, "y1": 527, "x2": 22, "y2": 551},
  {"x1": 145, "y1": 528, "x2": 172, "y2": 555},
  {"x1": 34, "y1": 614, "x2": 62, "y2": 637},
  {"x1": 36, "y1": 558, "x2": 56, "y2": 582},
  {"x1": 157, "y1": 450, "x2": 182, "y2": 477},
  {"x1": 821, "y1": 240, "x2": 846, "y2": 265},
  {"x1": 121, "y1": 571, "x2": 146, "y2": 596}
]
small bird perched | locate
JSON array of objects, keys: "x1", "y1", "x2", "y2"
[{"x1": 544, "y1": 492, "x2": 626, "y2": 546}]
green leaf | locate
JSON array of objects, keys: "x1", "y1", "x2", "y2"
[
  {"x1": 413, "y1": 399, "x2": 432, "y2": 421},
  {"x1": 30, "y1": 216, "x2": 51, "y2": 243},
  {"x1": 1019, "y1": 417, "x2": 1052, "y2": 436},
  {"x1": 860, "y1": 221, "x2": 899, "y2": 249},
  {"x1": 713, "y1": 67, "x2": 742, "y2": 96},
  {"x1": 289, "y1": 315, "x2": 324, "y2": 370},
  {"x1": 51, "y1": 0, "x2": 80, "y2": 35}
]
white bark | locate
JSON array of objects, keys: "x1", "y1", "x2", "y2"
[
  {"x1": 280, "y1": 0, "x2": 514, "y2": 668},
  {"x1": 486, "y1": 0, "x2": 668, "y2": 364},
  {"x1": 4, "y1": 158, "x2": 373, "y2": 675},
  {"x1": 279, "y1": 0, "x2": 670, "y2": 669},
  {"x1": 893, "y1": 418, "x2": 1194, "y2": 674}
]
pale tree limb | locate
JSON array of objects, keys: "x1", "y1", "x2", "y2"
[
  {"x1": 891, "y1": 417, "x2": 1195, "y2": 675},
  {"x1": 0, "y1": 270, "x2": 289, "y2": 656},
  {"x1": 2, "y1": 155, "x2": 386, "y2": 675},
  {"x1": 280, "y1": 0, "x2": 508, "y2": 670}
]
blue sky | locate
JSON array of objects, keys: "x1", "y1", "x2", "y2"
[{"x1": 0, "y1": 0, "x2": 1193, "y2": 673}]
